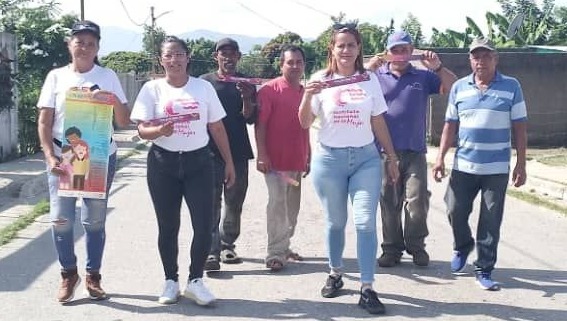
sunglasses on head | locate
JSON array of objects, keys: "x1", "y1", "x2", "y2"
[{"x1": 332, "y1": 22, "x2": 358, "y2": 31}]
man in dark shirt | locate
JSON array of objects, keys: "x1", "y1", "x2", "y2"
[{"x1": 200, "y1": 38, "x2": 257, "y2": 271}]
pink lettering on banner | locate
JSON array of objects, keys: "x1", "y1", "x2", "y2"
[
  {"x1": 323, "y1": 72, "x2": 370, "y2": 88},
  {"x1": 218, "y1": 75, "x2": 269, "y2": 85},
  {"x1": 381, "y1": 53, "x2": 423, "y2": 62}
]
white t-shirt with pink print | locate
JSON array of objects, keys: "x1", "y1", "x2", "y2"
[
  {"x1": 130, "y1": 77, "x2": 226, "y2": 152},
  {"x1": 310, "y1": 70, "x2": 388, "y2": 148}
]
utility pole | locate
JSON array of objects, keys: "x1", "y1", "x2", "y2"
[
  {"x1": 80, "y1": 0, "x2": 84, "y2": 20},
  {"x1": 150, "y1": 6, "x2": 156, "y2": 74},
  {"x1": 149, "y1": 6, "x2": 172, "y2": 76}
]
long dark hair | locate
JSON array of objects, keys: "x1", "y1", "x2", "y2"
[{"x1": 324, "y1": 24, "x2": 365, "y2": 77}]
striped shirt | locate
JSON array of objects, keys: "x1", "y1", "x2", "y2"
[{"x1": 446, "y1": 72, "x2": 527, "y2": 175}]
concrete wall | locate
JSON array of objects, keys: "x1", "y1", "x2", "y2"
[
  {"x1": 117, "y1": 72, "x2": 146, "y2": 109},
  {"x1": 429, "y1": 52, "x2": 567, "y2": 147},
  {"x1": 0, "y1": 32, "x2": 18, "y2": 162}
]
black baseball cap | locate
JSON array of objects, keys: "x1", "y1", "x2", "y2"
[
  {"x1": 71, "y1": 20, "x2": 101, "y2": 39},
  {"x1": 215, "y1": 38, "x2": 239, "y2": 51}
]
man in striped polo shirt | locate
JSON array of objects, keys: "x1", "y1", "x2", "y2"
[{"x1": 432, "y1": 38, "x2": 527, "y2": 291}]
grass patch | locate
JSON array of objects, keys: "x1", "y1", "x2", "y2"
[
  {"x1": 0, "y1": 141, "x2": 148, "y2": 247},
  {"x1": 0, "y1": 199, "x2": 50, "y2": 246},
  {"x1": 507, "y1": 189, "x2": 567, "y2": 216},
  {"x1": 537, "y1": 154, "x2": 567, "y2": 167},
  {"x1": 524, "y1": 148, "x2": 567, "y2": 167}
]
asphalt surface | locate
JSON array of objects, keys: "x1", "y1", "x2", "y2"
[{"x1": 0, "y1": 128, "x2": 566, "y2": 321}]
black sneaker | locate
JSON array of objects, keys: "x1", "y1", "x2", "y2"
[
  {"x1": 204, "y1": 255, "x2": 221, "y2": 271},
  {"x1": 358, "y1": 288, "x2": 386, "y2": 314},
  {"x1": 320, "y1": 274, "x2": 344, "y2": 298},
  {"x1": 410, "y1": 249, "x2": 430, "y2": 267},
  {"x1": 377, "y1": 253, "x2": 401, "y2": 267}
]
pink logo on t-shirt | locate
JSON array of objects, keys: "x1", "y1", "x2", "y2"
[
  {"x1": 164, "y1": 99, "x2": 200, "y2": 116},
  {"x1": 163, "y1": 99, "x2": 201, "y2": 137},
  {"x1": 333, "y1": 86, "x2": 367, "y2": 107}
]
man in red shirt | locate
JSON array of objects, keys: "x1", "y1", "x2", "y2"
[{"x1": 256, "y1": 45, "x2": 310, "y2": 271}]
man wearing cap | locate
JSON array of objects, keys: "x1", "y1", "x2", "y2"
[
  {"x1": 367, "y1": 30, "x2": 457, "y2": 268},
  {"x1": 200, "y1": 38, "x2": 257, "y2": 271},
  {"x1": 432, "y1": 37, "x2": 527, "y2": 290}
]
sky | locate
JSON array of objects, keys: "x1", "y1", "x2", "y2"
[{"x1": 59, "y1": 0, "x2": 567, "y2": 39}]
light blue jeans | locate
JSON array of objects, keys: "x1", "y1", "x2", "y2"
[
  {"x1": 311, "y1": 143, "x2": 382, "y2": 284},
  {"x1": 48, "y1": 153, "x2": 117, "y2": 272}
]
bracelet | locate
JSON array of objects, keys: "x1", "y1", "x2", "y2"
[{"x1": 432, "y1": 64, "x2": 443, "y2": 73}]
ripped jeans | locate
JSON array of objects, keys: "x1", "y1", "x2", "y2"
[{"x1": 48, "y1": 153, "x2": 117, "y2": 273}]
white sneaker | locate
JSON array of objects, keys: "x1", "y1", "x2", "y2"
[
  {"x1": 158, "y1": 279, "x2": 180, "y2": 304},
  {"x1": 183, "y1": 278, "x2": 216, "y2": 305}
]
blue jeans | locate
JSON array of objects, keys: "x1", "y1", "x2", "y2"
[
  {"x1": 444, "y1": 170, "x2": 508, "y2": 273},
  {"x1": 209, "y1": 157, "x2": 249, "y2": 257},
  {"x1": 311, "y1": 143, "x2": 382, "y2": 284},
  {"x1": 48, "y1": 152, "x2": 117, "y2": 272}
]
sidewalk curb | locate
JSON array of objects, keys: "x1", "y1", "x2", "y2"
[
  {"x1": 523, "y1": 175, "x2": 567, "y2": 200},
  {"x1": 0, "y1": 130, "x2": 142, "y2": 237}
]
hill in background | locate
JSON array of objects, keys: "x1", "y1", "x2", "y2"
[{"x1": 99, "y1": 26, "x2": 270, "y2": 56}]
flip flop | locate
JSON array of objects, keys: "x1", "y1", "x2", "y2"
[
  {"x1": 266, "y1": 258, "x2": 284, "y2": 271},
  {"x1": 286, "y1": 251, "x2": 303, "y2": 261},
  {"x1": 220, "y1": 249, "x2": 242, "y2": 264}
]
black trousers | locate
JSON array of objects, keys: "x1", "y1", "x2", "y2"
[{"x1": 147, "y1": 144, "x2": 215, "y2": 282}]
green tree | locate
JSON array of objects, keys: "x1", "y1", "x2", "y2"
[
  {"x1": 549, "y1": 6, "x2": 567, "y2": 44},
  {"x1": 359, "y1": 20, "x2": 392, "y2": 55},
  {"x1": 142, "y1": 24, "x2": 166, "y2": 74},
  {"x1": 429, "y1": 28, "x2": 469, "y2": 48},
  {"x1": 259, "y1": 32, "x2": 304, "y2": 77},
  {"x1": 186, "y1": 37, "x2": 216, "y2": 77},
  {"x1": 238, "y1": 54, "x2": 273, "y2": 78},
  {"x1": 493, "y1": 0, "x2": 556, "y2": 45},
  {"x1": 5, "y1": 1, "x2": 75, "y2": 154},
  {"x1": 100, "y1": 51, "x2": 151, "y2": 74},
  {"x1": 401, "y1": 13, "x2": 424, "y2": 47}
]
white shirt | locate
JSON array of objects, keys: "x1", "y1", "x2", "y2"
[
  {"x1": 310, "y1": 71, "x2": 388, "y2": 147},
  {"x1": 36, "y1": 65, "x2": 128, "y2": 155},
  {"x1": 130, "y1": 77, "x2": 226, "y2": 152}
]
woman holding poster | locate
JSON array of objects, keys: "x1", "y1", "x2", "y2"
[
  {"x1": 37, "y1": 20, "x2": 130, "y2": 304},
  {"x1": 298, "y1": 22, "x2": 399, "y2": 315},
  {"x1": 130, "y1": 36, "x2": 235, "y2": 306}
]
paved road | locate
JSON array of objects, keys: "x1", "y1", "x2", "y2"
[{"x1": 0, "y1": 143, "x2": 566, "y2": 321}]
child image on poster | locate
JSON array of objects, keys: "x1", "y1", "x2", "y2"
[
  {"x1": 65, "y1": 126, "x2": 83, "y2": 145},
  {"x1": 72, "y1": 140, "x2": 90, "y2": 190},
  {"x1": 58, "y1": 145, "x2": 75, "y2": 190}
]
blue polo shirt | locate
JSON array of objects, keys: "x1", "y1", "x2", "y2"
[
  {"x1": 375, "y1": 64, "x2": 441, "y2": 153},
  {"x1": 446, "y1": 72, "x2": 528, "y2": 175}
]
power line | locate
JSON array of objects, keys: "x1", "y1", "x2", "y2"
[
  {"x1": 236, "y1": 1, "x2": 289, "y2": 33},
  {"x1": 119, "y1": 0, "x2": 146, "y2": 26},
  {"x1": 290, "y1": 0, "x2": 333, "y2": 18}
]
